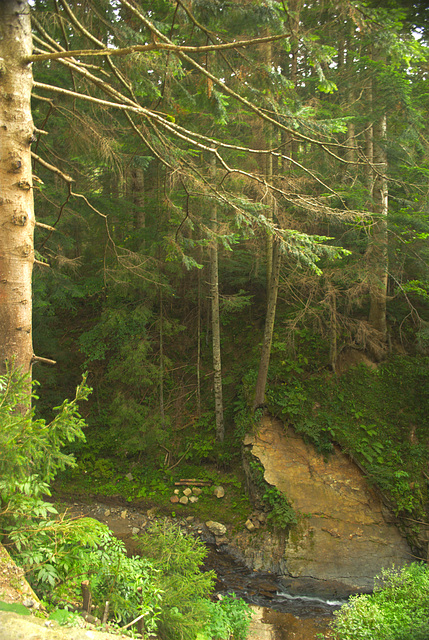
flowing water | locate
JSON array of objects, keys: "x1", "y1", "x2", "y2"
[
  {"x1": 63, "y1": 500, "x2": 345, "y2": 639},
  {"x1": 204, "y1": 545, "x2": 344, "y2": 639}
]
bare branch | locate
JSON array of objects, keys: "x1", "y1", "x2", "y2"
[
  {"x1": 31, "y1": 151, "x2": 74, "y2": 183},
  {"x1": 25, "y1": 35, "x2": 292, "y2": 63}
]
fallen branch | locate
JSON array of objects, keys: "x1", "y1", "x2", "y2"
[
  {"x1": 174, "y1": 479, "x2": 212, "y2": 486},
  {"x1": 122, "y1": 612, "x2": 146, "y2": 630}
]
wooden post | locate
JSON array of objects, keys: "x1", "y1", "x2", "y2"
[{"x1": 81, "y1": 579, "x2": 92, "y2": 614}]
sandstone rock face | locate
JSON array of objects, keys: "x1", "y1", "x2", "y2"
[{"x1": 241, "y1": 416, "x2": 412, "y2": 597}]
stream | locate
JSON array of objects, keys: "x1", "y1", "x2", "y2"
[
  {"x1": 63, "y1": 499, "x2": 345, "y2": 639},
  {"x1": 204, "y1": 545, "x2": 342, "y2": 639}
]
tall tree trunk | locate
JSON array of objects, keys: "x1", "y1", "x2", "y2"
[
  {"x1": 265, "y1": 124, "x2": 274, "y2": 286},
  {"x1": 131, "y1": 165, "x2": 145, "y2": 231},
  {"x1": 159, "y1": 288, "x2": 165, "y2": 427},
  {"x1": 209, "y1": 155, "x2": 224, "y2": 441},
  {"x1": 253, "y1": 240, "x2": 281, "y2": 410},
  {"x1": 196, "y1": 236, "x2": 202, "y2": 417},
  {"x1": 368, "y1": 113, "x2": 388, "y2": 340},
  {"x1": 0, "y1": 0, "x2": 35, "y2": 376}
]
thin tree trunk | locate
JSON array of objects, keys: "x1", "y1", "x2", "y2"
[
  {"x1": 0, "y1": 0, "x2": 35, "y2": 377},
  {"x1": 159, "y1": 289, "x2": 165, "y2": 427},
  {"x1": 368, "y1": 113, "x2": 388, "y2": 340},
  {"x1": 196, "y1": 236, "x2": 202, "y2": 417},
  {"x1": 131, "y1": 165, "x2": 145, "y2": 231},
  {"x1": 329, "y1": 285, "x2": 338, "y2": 373},
  {"x1": 265, "y1": 125, "x2": 274, "y2": 286},
  {"x1": 253, "y1": 240, "x2": 281, "y2": 411},
  {"x1": 209, "y1": 154, "x2": 224, "y2": 442},
  {"x1": 343, "y1": 42, "x2": 357, "y2": 179}
]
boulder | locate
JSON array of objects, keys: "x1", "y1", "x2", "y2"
[
  {"x1": 205, "y1": 521, "x2": 227, "y2": 537},
  {"x1": 245, "y1": 519, "x2": 256, "y2": 532},
  {"x1": 213, "y1": 486, "x2": 225, "y2": 498}
]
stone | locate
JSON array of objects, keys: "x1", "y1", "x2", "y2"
[
  {"x1": 179, "y1": 496, "x2": 189, "y2": 505},
  {"x1": 170, "y1": 495, "x2": 179, "y2": 504},
  {"x1": 131, "y1": 527, "x2": 140, "y2": 536},
  {"x1": 241, "y1": 416, "x2": 412, "y2": 596},
  {"x1": 186, "y1": 516, "x2": 195, "y2": 523},
  {"x1": 245, "y1": 519, "x2": 256, "y2": 532},
  {"x1": 183, "y1": 488, "x2": 192, "y2": 497},
  {"x1": 192, "y1": 487, "x2": 202, "y2": 496},
  {"x1": 125, "y1": 472, "x2": 134, "y2": 481},
  {"x1": 213, "y1": 486, "x2": 225, "y2": 498},
  {"x1": 120, "y1": 510, "x2": 127, "y2": 519},
  {"x1": 104, "y1": 509, "x2": 110, "y2": 517},
  {"x1": 22, "y1": 598, "x2": 35, "y2": 608},
  {"x1": 147, "y1": 507, "x2": 158, "y2": 518},
  {"x1": 205, "y1": 521, "x2": 227, "y2": 536},
  {"x1": 189, "y1": 496, "x2": 198, "y2": 503},
  {"x1": 174, "y1": 489, "x2": 180, "y2": 495}
]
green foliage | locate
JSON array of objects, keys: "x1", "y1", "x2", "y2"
[
  {"x1": 267, "y1": 355, "x2": 429, "y2": 520},
  {"x1": 9, "y1": 513, "x2": 161, "y2": 631},
  {"x1": 204, "y1": 594, "x2": 253, "y2": 640},
  {"x1": 49, "y1": 608, "x2": 83, "y2": 627},
  {"x1": 136, "y1": 520, "x2": 251, "y2": 640},
  {"x1": 0, "y1": 367, "x2": 90, "y2": 542},
  {"x1": 136, "y1": 520, "x2": 215, "y2": 640},
  {"x1": 330, "y1": 564, "x2": 429, "y2": 640},
  {"x1": 0, "y1": 601, "x2": 31, "y2": 616},
  {"x1": 0, "y1": 366, "x2": 89, "y2": 489},
  {"x1": 248, "y1": 458, "x2": 297, "y2": 529}
]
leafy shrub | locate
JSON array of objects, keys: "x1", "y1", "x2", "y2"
[
  {"x1": 136, "y1": 520, "x2": 216, "y2": 640},
  {"x1": 329, "y1": 564, "x2": 429, "y2": 640},
  {"x1": 204, "y1": 594, "x2": 253, "y2": 640},
  {"x1": 247, "y1": 458, "x2": 297, "y2": 528},
  {"x1": 0, "y1": 366, "x2": 90, "y2": 543},
  {"x1": 136, "y1": 521, "x2": 252, "y2": 640}
]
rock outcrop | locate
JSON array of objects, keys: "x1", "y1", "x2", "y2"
[
  {"x1": 0, "y1": 611, "x2": 129, "y2": 640},
  {"x1": 238, "y1": 415, "x2": 412, "y2": 597}
]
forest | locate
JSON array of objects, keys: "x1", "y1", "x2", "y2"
[{"x1": 1, "y1": 0, "x2": 429, "y2": 638}]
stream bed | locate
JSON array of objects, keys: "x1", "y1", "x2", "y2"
[
  {"x1": 204, "y1": 545, "x2": 341, "y2": 639},
  {"x1": 62, "y1": 499, "x2": 344, "y2": 639}
]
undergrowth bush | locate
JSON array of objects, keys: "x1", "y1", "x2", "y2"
[
  {"x1": 247, "y1": 458, "x2": 297, "y2": 529},
  {"x1": 136, "y1": 520, "x2": 252, "y2": 640},
  {"x1": 0, "y1": 368, "x2": 252, "y2": 639},
  {"x1": 267, "y1": 355, "x2": 429, "y2": 519},
  {"x1": 0, "y1": 366, "x2": 89, "y2": 545},
  {"x1": 329, "y1": 564, "x2": 429, "y2": 640}
]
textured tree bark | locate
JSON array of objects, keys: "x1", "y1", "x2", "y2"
[{"x1": 0, "y1": 0, "x2": 35, "y2": 376}]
